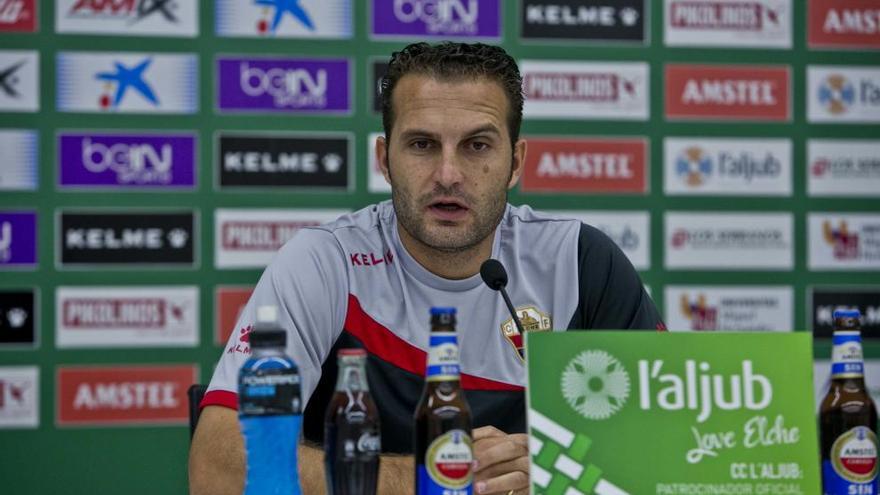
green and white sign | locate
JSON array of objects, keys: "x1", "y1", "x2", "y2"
[{"x1": 526, "y1": 332, "x2": 821, "y2": 495}]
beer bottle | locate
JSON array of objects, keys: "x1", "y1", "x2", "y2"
[
  {"x1": 324, "y1": 348, "x2": 381, "y2": 495},
  {"x1": 820, "y1": 309, "x2": 879, "y2": 495},
  {"x1": 414, "y1": 307, "x2": 473, "y2": 495}
]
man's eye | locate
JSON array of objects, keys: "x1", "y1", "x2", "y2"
[
  {"x1": 411, "y1": 140, "x2": 431, "y2": 150},
  {"x1": 471, "y1": 141, "x2": 489, "y2": 151}
]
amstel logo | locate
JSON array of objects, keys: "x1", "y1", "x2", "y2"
[
  {"x1": 500, "y1": 305, "x2": 551, "y2": 360},
  {"x1": 680, "y1": 293, "x2": 718, "y2": 331},
  {"x1": 823, "y1": 220, "x2": 859, "y2": 260},
  {"x1": 561, "y1": 350, "x2": 630, "y2": 420},
  {"x1": 676, "y1": 146, "x2": 712, "y2": 186},
  {"x1": 819, "y1": 74, "x2": 855, "y2": 115},
  {"x1": 832, "y1": 426, "x2": 879, "y2": 482}
]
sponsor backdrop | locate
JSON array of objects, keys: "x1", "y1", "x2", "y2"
[{"x1": 0, "y1": 0, "x2": 877, "y2": 493}]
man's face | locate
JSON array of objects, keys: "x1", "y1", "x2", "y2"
[{"x1": 377, "y1": 75, "x2": 525, "y2": 254}]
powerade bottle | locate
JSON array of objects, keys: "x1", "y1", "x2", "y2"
[
  {"x1": 820, "y1": 309, "x2": 879, "y2": 495},
  {"x1": 238, "y1": 305, "x2": 303, "y2": 495}
]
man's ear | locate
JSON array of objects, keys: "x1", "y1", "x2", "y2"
[
  {"x1": 508, "y1": 138, "x2": 526, "y2": 190},
  {"x1": 376, "y1": 135, "x2": 391, "y2": 184}
]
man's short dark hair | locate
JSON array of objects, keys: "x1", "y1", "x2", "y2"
[{"x1": 380, "y1": 42, "x2": 524, "y2": 146}]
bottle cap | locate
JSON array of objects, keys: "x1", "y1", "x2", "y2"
[
  {"x1": 338, "y1": 348, "x2": 367, "y2": 357},
  {"x1": 249, "y1": 329, "x2": 286, "y2": 348},
  {"x1": 256, "y1": 305, "x2": 278, "y2": 324},
  {"x1": 430, "y1": 307, "x2": 457, "y2": 316},
  {"x1": 833, "y1": 309, "x2": 861, "y2": 320}
]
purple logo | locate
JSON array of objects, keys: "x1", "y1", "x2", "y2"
[
  {"x1": 58, "y1": 133, "x2": 196, "y2": 188},
  {"x1": 0, "y1": 212, "x2": 37, "y2": 268},
  {"x1": 371, "y1": 0, "x2": 500, "y2": 39},
  {"x1": 216, "y1": 57, "x2": 350, "y2": 113}
]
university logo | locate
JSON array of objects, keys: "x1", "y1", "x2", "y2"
[
  {"x1": 0, "y1": 0, "x2": 37, "y2": 32},
  {"x1": 680, "y1": 293, "x2": 717, "y2": 330},
  {"x1": 818, "y1": 74, "x2": 855, "y2": 115},
  {"x1": 808, "y1": 66, "x2": 880, "y2": 123},
  {"x1": 216, "y1": 132, "x2": 351, "y2": 190},
  {"x1": 520, "y1": 1, "x2": 646, "y2": 43},
  {"x1": 216, "y1": 0, "x2": 351, "y2": 38},
  {"x1": 676, "y1": 147, "x2": 712, "y2": 186},
  {"x1": 522, "y1": 61, "x2": 649, "y2": 120},
  {"x1": 58, "y1": 132, "x2": 196, "y2": 189},
  {"x1": 0, "y1": 50, "x2": 38, "y2": 112},
  {"x1": 58, "y1": 210, "x2": 196, "y2": 267},
  {"x1": 216, "y1": 56, "x2": 351, "y2": 113},
  {"x1": 0, "y1": 211, "x2": 37, "y2": 268},
  {"x1": 521, "y1": 137, "x2": 648, "y2": 193},
  {"x1": 0, "y1": 289, "x2": 36, "y2": 346},
  {"x1": 823, "y1": 220, "x2": 859, "y2": 260},
  {"x1": 809, "y1": 0, "x2": 880, "y2": 49},
  {"x1": 56, "y1": 365, "x2": 196, "y2": 425},
  {"x1": 57, "y1": 52, "x2": 197, "y2": 113},
  {"x1": 371, "y1": 0, "x2": 501, "y2": 39},
  {"x1": 561, "y1": 350, "x2": 630, "y2": 420},
  {"x1": 0, "y1": 366, "x2": 39, "y2": 428},
  {"x1": 55, "y1": 0, "x2": 198, "y2": 36},
  {"x1": 665, "y1": 64, "x2": 791, "y2": 121},
  {"x1": 0, "y1": 129, "x2": 38, "y2": 191},
  {"x1": 500, "y1": 305, "x2": 551, "y2": 360},
  {"x1": 665, "y1": 0, "x2": 791, "y2": 48}
]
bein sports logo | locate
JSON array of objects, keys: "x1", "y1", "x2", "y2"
[
  {"x1": 66, "y1": 0, "x2": 179, "y2": 24},
  {"x1": 676, "y1": 147, "x2": 712, "y2": 186},
  {"x1": 252, "y1": 0, "x2": 315, "y2": 35},
  {"x1": 95, "y1": 58, "x2": 158, "y2": 110},
  {"x1": 239, "y1": 62, "x2": 326, "y2": 108},
  {"x1": 818, "y1": 74, "x2": 855, "y2": 115},
  {"x1": 823, "y1": 220, "x2": 859, "y2": 260},
  {"x1": 394, "y1": 0, "x2": 479, "y2": 34},
  {"x1": 680, "y1": 293, "x2": 718, "y2": 331},
  {"x1": 79, "y1": 137, "x2": 173, "y2": 184}
]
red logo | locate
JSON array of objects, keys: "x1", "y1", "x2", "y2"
[
  {"x1": 670, "y1": 1, "x2": 779, "y2": 30},
  {"x1": 226, "y1": 325, "x2": 253, "y2": 355},
  {"x1": 824, "y1": 220, "x2": 860, "y2": 260},
  {"x1": 523, "y1": 72, "x2": 636, "y2": 102},
  {"x1": 215, "y1": 287, "x2": 253, "y2": 345},
  {"x1": 62, "y1": 298, "x2": 183, "y2": 329},
  {"x1": 809, "y1": 0, "x2": 880, "y2": 49},
  {"x1": 680, "y1": 294, "x2": 718, "y2": 330},
  {"x1": 521, "y1": 137, "x2": 648, "y2": 193},
  {"x1": 221, "y1": 221, "x2": 319, "y2": 251},
  {"x1": 665, "y1": 64, "x2": 790, "y2": 121},
  {"x1": 57, "y1": 365, "x2": 196, "y2": 425},
  {"x1": 349, "y1": 250, "x2": 394, "y2": 267},
  {"x1": 0, "y1": 0, "x2": 37, "y2": 32},
  {"x1": 69, "y1": 0, "x2": 135, "y2": 15}
]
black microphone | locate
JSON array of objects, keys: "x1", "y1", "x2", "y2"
[{"x1": 480, "y1": 259, "x2": 526, "y2": 338}]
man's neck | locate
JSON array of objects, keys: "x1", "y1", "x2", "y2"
[{"x1": 396, "y1": 222, "x2": 494, "y2": 280}]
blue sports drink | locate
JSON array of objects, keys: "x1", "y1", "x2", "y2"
[{"x1": 238, "y1": 305, "x2": 303, "y2": 495}]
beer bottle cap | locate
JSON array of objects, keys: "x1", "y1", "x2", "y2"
[
  {"x1": 833, "y1": 309, "x2": 861, "y2": 320},
  {"x1": 430, "y1": 307, "x2": 457, "y2": 316},
  {"x1": 249, "y1": 328, "x2": 286, "y2": 348}
]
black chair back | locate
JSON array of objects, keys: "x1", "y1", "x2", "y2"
[{"x1": 187, "y1": 384, "x2": 208, "y2": 439}]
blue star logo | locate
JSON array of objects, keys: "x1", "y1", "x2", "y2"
[
  {"x1": 255, "y1": 0, "x2": 315, "y2": 33},
  {"x1": 94, "y1": 58, "x2": 159, "y2": 108}
]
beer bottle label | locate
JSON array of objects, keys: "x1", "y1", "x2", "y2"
[
  {"x1": 831, "y1": 332, "x2": 865, "y2": 378},
  {"x1": 417, "y1": 429, "x2": 473, "y2": 495},
  {"x1": 823, "y1": 426, "x2": 879, "y2": 495},
  {"x1": 426, "y1": 332, "x2": 461, "y2": 382}
]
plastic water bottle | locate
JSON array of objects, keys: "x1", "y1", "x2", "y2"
[{"x1": 238, "y1": 305, "x2": 303, "y2": 495}]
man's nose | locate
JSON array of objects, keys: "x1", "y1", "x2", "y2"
[{"x1": 432, "y1": 145, "x2": 464, "y2": 187}]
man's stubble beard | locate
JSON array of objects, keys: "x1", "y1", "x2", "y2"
[{"x1": 388, "y1": 162, "x2": 509, "y2": 255}]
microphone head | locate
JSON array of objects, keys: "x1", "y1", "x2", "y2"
[{"x1": 480, "y1": 258, "x2": 508, "y2": 291}]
